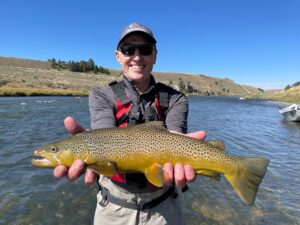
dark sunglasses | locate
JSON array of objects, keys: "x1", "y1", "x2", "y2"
[{"x1": 119, "y1": 44, "x2": 155, "y2": 56}]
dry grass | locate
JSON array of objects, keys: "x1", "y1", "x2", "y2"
[
  {"x1": 0, "y1": 87, "x2": 87, "y2": 96},
  {"x1": 266, "y1": 86, "x2": 300, "y2": 103}
]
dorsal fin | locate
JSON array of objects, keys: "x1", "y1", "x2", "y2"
[{"x1": 207, "y1": 140, "x2": 225, "y2": 151}]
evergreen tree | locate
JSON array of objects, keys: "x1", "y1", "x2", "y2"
[{"x1": 87, "y1": 58, "x2": 95, "y2": 71}]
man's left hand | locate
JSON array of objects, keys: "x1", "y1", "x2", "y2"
[{"x1": 163, "y1": 130, "x2": 207, "y2": 188}]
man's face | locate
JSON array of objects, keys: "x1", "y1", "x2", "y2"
[{"x1": 115, "y1": 33, "x2": 157, "y2": 83}]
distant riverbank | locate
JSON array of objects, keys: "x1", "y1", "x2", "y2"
[{"x1": 0, "y1": 87, "x2": 88, "y2": 96}]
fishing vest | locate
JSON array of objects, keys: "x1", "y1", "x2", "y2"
[{"x1": 109, "y1": 80, "x2": 169, "y2": 189}]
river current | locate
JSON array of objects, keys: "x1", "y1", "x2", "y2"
[{"x1": 0, "y1": 96, "x2": 299, "y2": 225}]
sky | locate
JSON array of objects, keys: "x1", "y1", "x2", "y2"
[{"x1": 0, "y1": 0, "x2": 299, "y2": 90}]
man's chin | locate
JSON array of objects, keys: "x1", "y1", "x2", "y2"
[{"x1": 125, "y1": 73, "x2": 149, "y2": 81}]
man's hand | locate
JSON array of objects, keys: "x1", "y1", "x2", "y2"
[
  {"x1": 163, "y1": 130, "x2": 207, "y2": 188},
  {"x1": 53, "y1": 116, "x2": 97, "y2": 187}
]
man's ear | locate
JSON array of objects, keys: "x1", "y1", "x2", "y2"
[{"x1": 115, "y1": 51, "x2": 121, "y2": 64}]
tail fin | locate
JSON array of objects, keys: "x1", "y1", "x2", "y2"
[{"x1": 224, "y1": 157, "x2": 269, "y2": 205}]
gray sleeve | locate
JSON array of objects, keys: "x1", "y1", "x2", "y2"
[
  {"x1": 88, "y1": 87, "x2": 117, "y2": 130},
  {"x1": 165, "y1": 93, "x2": 188, "y2": 134}
]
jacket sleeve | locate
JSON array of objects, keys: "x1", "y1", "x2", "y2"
[
  {"x1": 89, "y1": 87, "x2": 117, "y2": 129},
  {"x1": 165, "y1": 93, "x2": 188, "y2": 134}
]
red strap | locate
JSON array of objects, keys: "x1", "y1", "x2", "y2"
[
  {"x1": 111, "y1": 97, "x2": 165, "y2": 184},
  {"x1": 111, "y1": 98, "x2": 132, "y2": 183},
  {"x1": 155, "y1": 97, "x2": 165, "y2": 121},
  {"x1": 111, "y1": 172, "x2": 125, "y2": 183},
  {"x1": 115, "y1": 98, "x2": 133, "y2": 128}
]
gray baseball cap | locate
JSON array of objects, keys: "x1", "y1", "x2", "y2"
[{"x1": 117, "y1": 23, "x2": 157, "y2": 49}]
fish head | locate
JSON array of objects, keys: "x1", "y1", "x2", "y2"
[{"x1": 32, "y1": 139, "x2": 77, "y2": 168}]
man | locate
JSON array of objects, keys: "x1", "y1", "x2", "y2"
[{"x1": 54, "y1": 23, "x2": 206, "y2": 225}]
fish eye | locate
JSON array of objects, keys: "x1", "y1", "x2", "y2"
[{"x1": 50, "y1": 146, "x2": 58, "y2": 152}]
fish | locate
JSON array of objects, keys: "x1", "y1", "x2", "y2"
[{"x1": 32, "y1": 121, "x2": 269, "y2": 205}]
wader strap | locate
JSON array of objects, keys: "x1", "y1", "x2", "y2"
[
  {"x1": 99, "y1": 186, "x2": 177, "y2": 210},
  {"x1": 109, "y1": 81, "x2": 131, "y2": 105},
  {"x1": 158, "y1": 91, "x2": 169, "y2": 108}
]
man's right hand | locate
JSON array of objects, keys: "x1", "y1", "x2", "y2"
[{"x1": 53, "y1": 116, "x2": 97, "y2": 187}]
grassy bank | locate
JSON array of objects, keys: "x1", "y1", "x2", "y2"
[{"x1": 0, "y1": 87, "x2": 88, "y2": 96}]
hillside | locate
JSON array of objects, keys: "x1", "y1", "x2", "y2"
[
  {"x1": 265, "y1": 85, "x2": 300, "y2": 103},
  {"x1": 0, "y1": 56, "x2": 263, "y2": 97}
]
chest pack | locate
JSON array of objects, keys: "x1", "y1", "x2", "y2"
[{"x1": 108, "y1": 80, "x2": 169, "y2": 189}]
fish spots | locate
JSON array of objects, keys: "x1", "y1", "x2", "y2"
[{"x1": 36, "y1": 123, "x2": 231, "y2": 171}]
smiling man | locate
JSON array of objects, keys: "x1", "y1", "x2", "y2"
[{"x1": 54, "y1": 23, "x2": 206, "y2": 225}]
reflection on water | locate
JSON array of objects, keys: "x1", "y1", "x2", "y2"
[{"x1": 0, "y1": 96, "x2": 299, "y2": 225}]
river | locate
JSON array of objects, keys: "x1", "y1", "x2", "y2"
[{"x1": 0, "y1": 96, "x2": 299, "y2": 225}]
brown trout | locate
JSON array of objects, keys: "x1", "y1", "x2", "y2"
[{"x1": 32, "y1": 121, "x2": 269, "y2": 205}]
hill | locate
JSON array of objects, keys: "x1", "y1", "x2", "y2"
[
  {"x1": 264, "y1": 85, "x2": 300, "y2": 103},
  {"x1": 0, "y1": 56, "x2": 263, "y2": 97}
]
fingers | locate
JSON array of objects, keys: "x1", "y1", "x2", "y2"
[
  {"x1": 169, "y1": 130, "x2": 207, "y2": 140},
  {"x1": 186, "y1": 131, "x2": 207, "y2": 140},
  {"x1": 163, "y1": 163, "x2": 197, "y2": 189},
  {"x1": 53, "y1": 160, "x2": 97, "y2": 186},
  {"x1": 85, "y1": 168, "x2": 97, "y2": 187},
  {"x1": 163, "y1": 163, "x2": 174, "y2": 186},
  {"x1": 54, "y1": 165, "x2": 68, "y2": 178},
  {"x1": 64, "y1": 116, "x2": 85, "y2": 134},
  {"x1": 54, "y1": 159, "x2": 86, "y2": 182},
  {"x1": 174, "y1": 163, "x2": 185, "y2": 189},
  {"x1": 67, "y1": 159, "x2": 86, "y2": 181},
  {"x1": 184, "y1": 165, "x2": 196, "y2": 182}
]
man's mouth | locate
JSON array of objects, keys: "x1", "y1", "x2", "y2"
[{"x1": 130, "y1": 65, "x2": 146, "y2": 69}]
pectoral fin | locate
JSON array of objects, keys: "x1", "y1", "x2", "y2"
[
  {"x1": 88, "y1": 161, "x2": 117, "y2": 176},
  {"x1": 144, "y1": 163, "x2": 164, "y2": 187},
  {"x1": 196, "y1": 169, "x2": 221, "y2": 180}
]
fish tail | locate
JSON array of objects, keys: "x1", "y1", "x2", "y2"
[{"x1": 224, "y1": 157, "x2": 269, "y2": 205}]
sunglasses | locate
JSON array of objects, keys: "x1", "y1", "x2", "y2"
[{"x1": 119, "y1": 44, "x2": 155, "y2": 56}]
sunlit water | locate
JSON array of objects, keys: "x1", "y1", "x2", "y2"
[{"x1": 0, "y1": 96, "x2": 299, "y2": 225}]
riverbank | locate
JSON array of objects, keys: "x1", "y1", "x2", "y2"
[{"x1": 0, "y1": 87, "x2": 88, "y2": 96}]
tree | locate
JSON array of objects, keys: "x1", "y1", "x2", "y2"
[
  {"x1": 48, "y1": 58, "x2": 57, "y2": 68},
  {"x1": 87, "y1": 58, "x2": 95, "y2": 71},
  {"x1": 292, "y1": 81, "x2": 300, "y2": 87},
  {"x1": 94, "y1": 66, "x2": 99, "y2": 74},
  {"x1": 285, "y1": 85, "x2": 291, "y2": 91}
]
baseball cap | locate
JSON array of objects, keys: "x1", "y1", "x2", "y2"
[{"x1": 117, "y1": 23, "x2": 157, "y2": 49}]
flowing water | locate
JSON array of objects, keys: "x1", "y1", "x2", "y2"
[{"x1": 0, "y1": 96, "x2": 299, "y2": 225}]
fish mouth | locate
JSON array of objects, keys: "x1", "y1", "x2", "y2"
[{"x1": 31, "y1": 150, "x2": 59, "y2": 167}]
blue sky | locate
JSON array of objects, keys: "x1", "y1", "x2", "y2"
[{"x1": 1, "y1": 0, "x2": 299, "y2": 89}]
